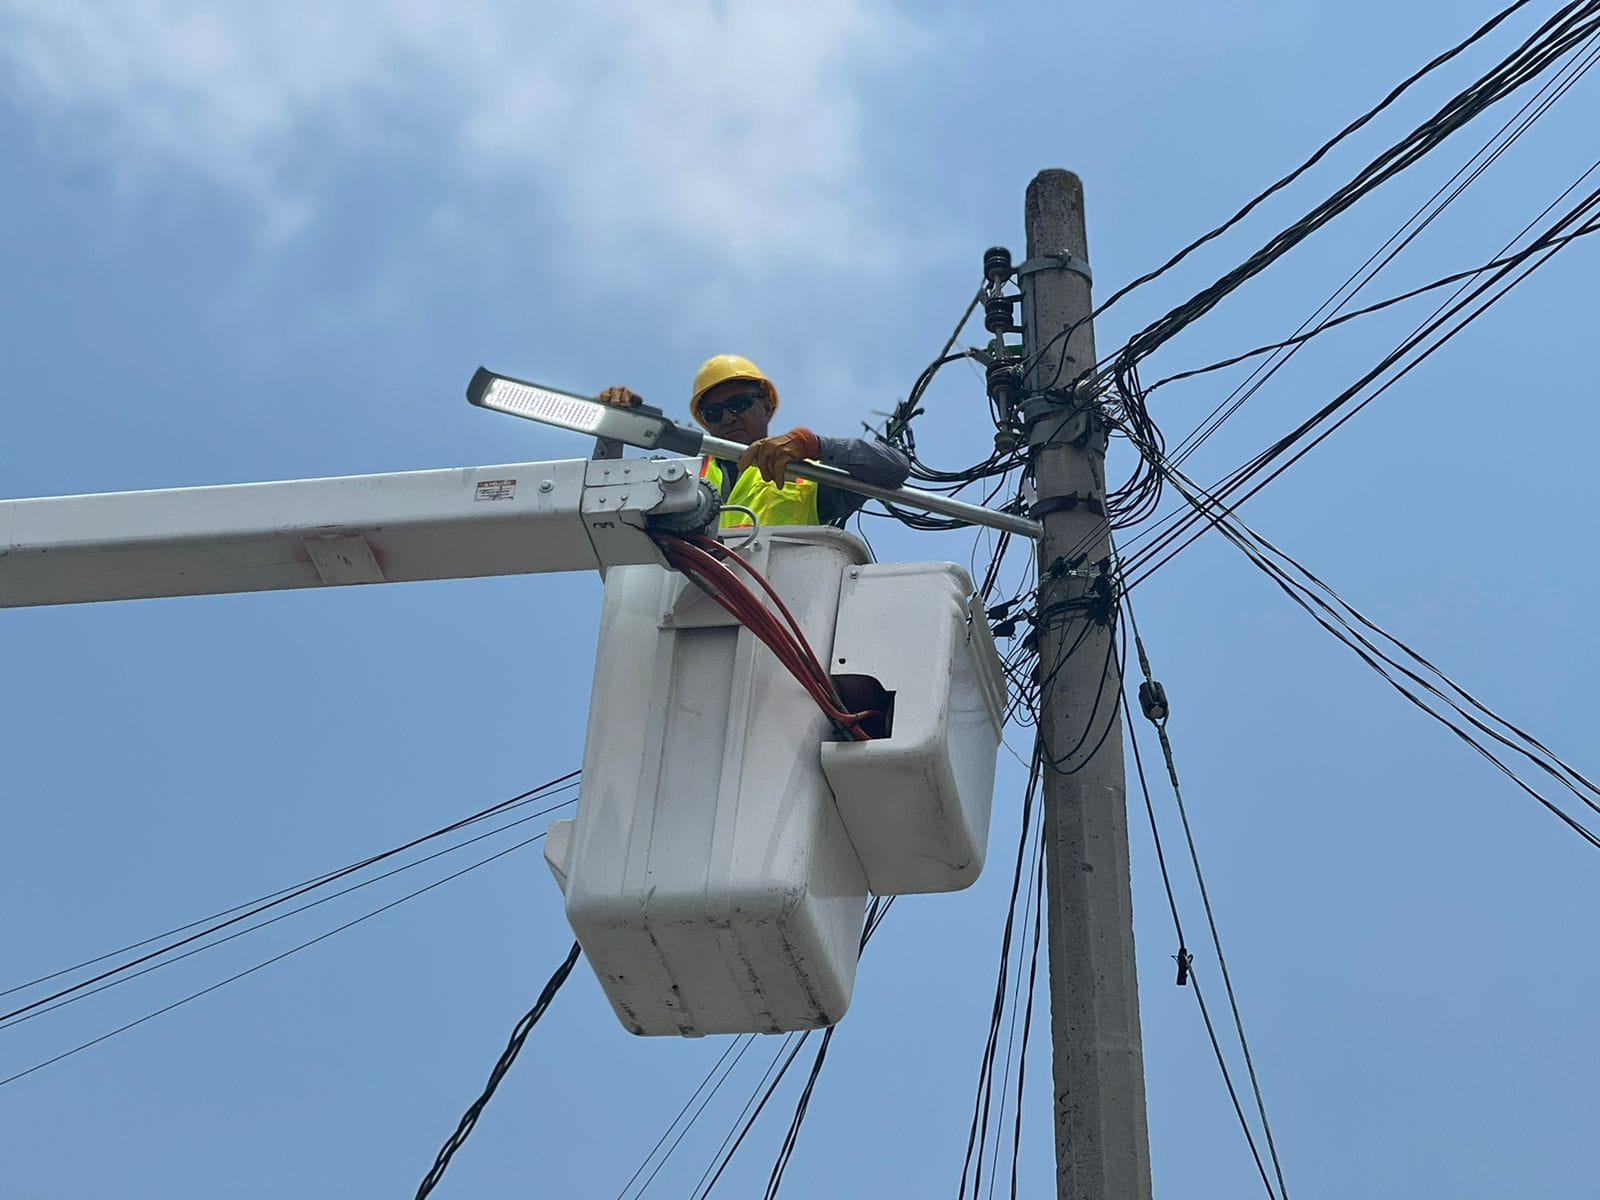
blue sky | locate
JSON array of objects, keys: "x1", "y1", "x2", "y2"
[{"x1": 2, "y1": 2, "x2": 1597, "y2": 1196}]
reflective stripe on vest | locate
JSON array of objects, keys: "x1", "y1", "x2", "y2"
[{"x1": 700, "y1": 457, "x2": 821, "y2": 528}]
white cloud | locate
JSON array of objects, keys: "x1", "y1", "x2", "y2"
[{"x1": 0, "y1": 0, "x2": 930, "y2": 271}]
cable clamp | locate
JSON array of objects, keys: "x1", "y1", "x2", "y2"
[
  {"x1": 1138, "y1": 680, "x2": 1170, "y2": 722},
  {"x1": 1031, "y1": 492, "x2": 1105, "y2": 519},
  {"x1": 1015, "y1": 252, "x2": 1093, "y2": 284}
]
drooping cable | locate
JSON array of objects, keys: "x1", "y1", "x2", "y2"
[
  {"x1": 1002, "y1": 827, "x2": 1047, "y2": 1200},
  {"x1": 685, "y1": 1035, "x2": 801, "y2": 1199},
  {"x1": 1, "y1": 830, "x2": 554, "y2": 1089},
  {"x1": 958, "y1": 750, "x2": 1042, "y2": 1199},
  {"x1": 1092, "y1": 0, "x2": 1541, "y2": 322},
  {"x1": 1, "y1": 791, "x2": 579, "y2": 1031},
  {"x1": 687, "y1": 897, "x2": 895, "y2": 1198},
  {"x1": 759, "y1": 894, "x2": 894, "y2": 1198},
  {"x1": 0, "y1": 771, "x2": 581, "y2": 1022},
  {"x1": 1126, "y1": 456, "x2": 1600, "y2": 853},
  {"x1": 1013, "y1": 0, "x2": 1600, "y2": 544},
  {"x1": 1121, "y1": 587, "x2": 1291, "y2": 1198},
  {"x1": 984, "y1": 799, "x2": 1045, "y2": 1200},
  {"x1": 691, "y1": 1035, "x2": 815, "y2": 1199},
  {"x1": 1112, "y1": 0, "x2": 1600, "y2": 376},
  {"x1": 760, "y1": 1028, "x2": 835, "y2": 1198},
  {"x1": 1122, "y1": 690, "x2": 1280, "y2": 1199},
  {"x1": 1159, "y1": 26, "x2": 1600, "y2": 469},
  {"x1": 1118, "y1": 165, "x2": 1600, "y2": 587},
  {"x1": 613, "y1": 1037, "x2": 755, "y2": 1200},
  {"x1": 413, "y1": 940, "x2": 583, "y2": 1200}
]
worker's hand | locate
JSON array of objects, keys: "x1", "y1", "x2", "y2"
[
  {"x1": 737, "y1": 428, "x2": 821, "y2": 485},
  {"x1": 597, "y1": 386, "x2": 643, "y2": 408}
]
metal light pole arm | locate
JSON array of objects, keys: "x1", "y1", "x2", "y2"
[{"x1": 697, "y1": 433, "x2": 1041, "y2": 539}]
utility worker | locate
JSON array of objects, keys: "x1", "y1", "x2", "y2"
[{"x1": 599, "y1": 354, "x2": 911, "y2": 528}]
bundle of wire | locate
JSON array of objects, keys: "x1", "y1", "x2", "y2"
[{"x1": 653, "y1": 533, "x2": 879, "y2": 741}]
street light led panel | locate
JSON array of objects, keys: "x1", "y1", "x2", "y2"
[{"x1": 467, "y1": 368, "x2": 703, "y2": 455}]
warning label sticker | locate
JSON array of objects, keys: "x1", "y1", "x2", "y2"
[{"x1": 475, "y1": 479, "x2": 517, "y2": 501}]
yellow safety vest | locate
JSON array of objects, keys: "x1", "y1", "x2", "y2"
[{"x1": 701, "y1": 457, "x2": 821, "y2": 529}]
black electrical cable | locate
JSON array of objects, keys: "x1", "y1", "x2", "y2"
[
  {"x1": 621, "y1": 1039, "x2": 757, "y2": 1200},
  {"x1": 1127, "y1": 464, "x2": 1600, "y2": 853},
  {"x1": 1025, "y1": 0, "x2": 1600, "y2": 544},
  {"x1": 1004, "y1": 0, "x2": 1600, "y2": 585},
  {"x1": 751, "y1": 895, "x2": 897, "y2": 1198},
  {"x1": 1110, "y1": 145, "x2": 1600, "y2": 587},
  {"x1": 1121, "y1": 589, "x2": 1291, "y2": 1198},
  {"x1": 0, "y1": 831, "x2": 552, "y2": 1090},
  {"x1": 687, "y1": 1035, "x2": 800, "y2": 1200},
  {"x1": 1114, "y1": 0, "x2": 1600, "y2": 373},
  {"x1": 1148, "y1": 213, "x2": 1598, "y2": 402},
  {"x1": 959, "y1": 752, "x2": 1042, "y2": 1199},
  {"x1": 761, "y1": 1026, "x2": 836, "y2": 1199},
  {"x1": 1016, "y1": 0, "x2": 1546, "y2": 398},
  {"x1": 613, "y1": 1037, "x2": 753, "y2": 1200},
  {"x1": 414, "y1": 940, "x2": 582, "y2": 1200},
  {"x1": 1, "y1": 793, "x2": 579, "y2": 1030},
  {"x1": 1095, "y1": 0, "x2": 1541, "y2": 321},
  {"x1": 688, "y1": 897, "x2": 895, "y2": 1198},
  {"x1": 1042, "y1": 618, "x2": 1128, "y2": 777},
  {"x1": 987, "y1": 803, "x2": 1045, "y2": 1200},
  {"x1": 0, "y1": 770, "x2": 581, "y2": 1018},
  {"x1": 693, "y1": 1034, "x2": 814, "y2": 1199},
  {"x1": 1123, "y1": 693, "x2": 1282, "y2": 1200},
  {"x1": 1125, "y1": 204, "x2": 1600, "y2": 590},
  {"x1": 1161, "y1": 29, "x2": 1600, "y2": 471},
  {"x1": 1119, "y1": 166, "x2": 1600, "y2": 587},
  {"x1": 1003, "y1": 832, "x2": 1047, "y2": 1200}
]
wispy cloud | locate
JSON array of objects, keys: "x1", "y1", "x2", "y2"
[{"x1": 0, "y1": 1, "x2": 931, "y2": 273}]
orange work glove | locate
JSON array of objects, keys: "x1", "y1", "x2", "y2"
[
  {"x1": 597, "y1": 386, "x2": 643, "y2": 408},
  {"x1": 737, "y1": 428, "x2": 821, "y2": 485}
]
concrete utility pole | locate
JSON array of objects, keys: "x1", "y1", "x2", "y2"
[{"x1": 1019, "y1": 169, "x2": 1154, "y2": 1199}]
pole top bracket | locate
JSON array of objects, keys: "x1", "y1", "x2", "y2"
[{"x1": 1016, "y1": 252, "x2": 1092, "y2": 284}]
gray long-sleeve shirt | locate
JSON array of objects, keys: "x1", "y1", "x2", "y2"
[
  {"x1": 706, "y1": 436, "x2": 911, "y2": 526},
  {"x1": 814, "y1": 436, "x2": 912, "y2": 525}
]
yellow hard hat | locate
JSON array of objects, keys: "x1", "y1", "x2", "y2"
[{"x1": 690, "y1": 354, "x2": 780, "y2": 426}]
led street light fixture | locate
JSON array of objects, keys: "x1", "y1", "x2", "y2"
[
  {"x1": 466, "y1": 365, "x2": 1043, "y2": 539},
  {"x1": 467, "y1": 368, "x2": 705, "y2": 456}
]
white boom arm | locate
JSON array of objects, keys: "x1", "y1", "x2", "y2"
[{"x1": 0, "y1": 456, "x2": 713, "y2": 608}]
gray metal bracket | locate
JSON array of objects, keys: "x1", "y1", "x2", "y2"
[{"x1": 1016, "y1": 253, "x2": 1093, "y2": 284}]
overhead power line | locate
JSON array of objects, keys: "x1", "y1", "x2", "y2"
[
  {"x1": 1119, "y1": 591, "x2": 1290, "y2": 1200},
  {"x1": 1126, "y1": 451, "x2": 1600, "y2": 857},
  {"x1": 414, "y1": 940, "x2": 583, "y2": 1200},
  {"x1": 1093, "y1": 0, "x2": 1543, "y2": 322},
  {"x1": 0, "y1": 770, "x2": 581, "y2": 1021},
  {"x1": 1111, "y1": 0, "x2": 1600, "y2": 376},
  {"x1": 0, "y1": 794, "x2": 580, "y2": 1032},
  {"x1": 0, "y1": 830, "x2": 553, "y2": 1090},
  {"x1": 1009, "y1": 0, "x2": 1600, "y2": 542},
  {"x1": 1120, "y1": 165, "x2": 1600, "y2": 586},
  {"x1": 1160, "y1": 24, "x2": 1600, "y2": 470}
]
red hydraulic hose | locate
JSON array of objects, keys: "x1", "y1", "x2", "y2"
[
  {"x1": 682, "y1": 533, "x2": 836, "y2": 689},
  {"x1": 655, "y1": 535, "x2": 877, "y2": 740}
]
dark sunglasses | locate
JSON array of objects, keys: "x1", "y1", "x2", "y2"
[{"x1": 699, "y1": 391, "x2": 766, "y2": 424}]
